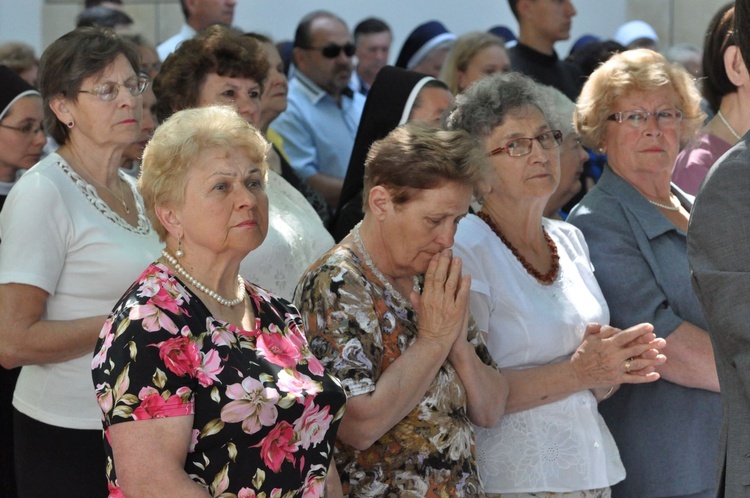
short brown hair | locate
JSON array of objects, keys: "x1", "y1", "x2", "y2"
[
  {"x1": 153, "y1": 25, "x2": 268, "y2": 123},
  {"x1": 139, "y1": 105, "x2": 269, "y2": 241},
  {"x1": 0, "y1": 42, "x2": 37, "y2": 76},
  {"x1": 363, "y1": 122, "x2": 488, "y2": 209},
  {"x1": 38, "y1": 27, "x2": 139, "y2": 144},
  {"x1": 575, "y1": 48, "x2": 704, "y2": 149}
]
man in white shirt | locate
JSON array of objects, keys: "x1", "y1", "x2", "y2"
[{"x1": 157, "y1": 0, "x2": 235, "y2": 61}]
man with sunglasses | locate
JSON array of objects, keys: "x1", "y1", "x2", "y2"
[{"x1": 270, "y1": 10, "x2": 365, "y2": 210}]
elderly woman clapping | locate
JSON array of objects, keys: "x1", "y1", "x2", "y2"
[
  {"x1": 295, "y1": 122, "x2": 508, "y2": 496},
  {"x1": 446, "y1": 71, "x2": 667, "y2": 497},
  {"x1": 92, "y1": 106, "x2": 346, "y2": 497},
  {"x1": 567, "y1": 49, "x2": 721, "y2": 498}
]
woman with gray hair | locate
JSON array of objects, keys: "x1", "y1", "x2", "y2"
[{"x1": 447, "y1": 71, "x2": 667, "y2": 497}]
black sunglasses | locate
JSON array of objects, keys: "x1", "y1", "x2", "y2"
[{"x1": 302, "y1": 42, "x2": 356, "y2": 59}]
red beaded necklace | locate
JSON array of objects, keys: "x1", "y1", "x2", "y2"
[{"x1": 476, "y1": 211, "x2": 560, "y2": 285}]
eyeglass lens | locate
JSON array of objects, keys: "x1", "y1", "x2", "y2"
[{"x1": 320, "y1": 43, "x2": 356, "y2": 59}]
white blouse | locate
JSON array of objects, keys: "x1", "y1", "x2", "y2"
[
  {"x1": 453, "y1": 215, "x2": 625, "y2": 493},
  {"x1": 239, "y1": 170, "x2": 333, "y2": 300}
]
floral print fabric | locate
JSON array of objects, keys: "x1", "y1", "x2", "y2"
[
  {"x1": 295, "y1": 246, "x2": 494, "y2": 497},
  {"x1": 92, "y1": 263, "x2": 346, "y2": 497}
]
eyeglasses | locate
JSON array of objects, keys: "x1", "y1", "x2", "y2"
[
  {"x1": 302, "y1": 42, "x2": 356, "y2": 59},
  {"x1": 0, "y1": 122, "x2": 45, "y2": 137},
  {"x1": 78, "y1": 75, "x2": 150, "y2": 102},
  {"x1": 607, "y1": 108, "x2": 684, "y2": 128},
  {"x1": 489, "y1": 130, "x2": 563, "y2": 157}
]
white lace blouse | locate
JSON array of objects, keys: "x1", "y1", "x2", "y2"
[
  {"x1": 239, "y1": 170, "x2": 334, "y2": 301},
  {"x1": 453, "y1": 215, "x2": 625, "y2": 493}
]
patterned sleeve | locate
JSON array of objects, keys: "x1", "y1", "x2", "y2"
[
  {"x1": 295, "y1": 256, "x2": 383, "y2": 399},
  {"x1": 92, "y1": 267, "x2": 198, "y2": 427},
  {"x1": 467, "y1": 316, "x2": 499, "y2": 370}
]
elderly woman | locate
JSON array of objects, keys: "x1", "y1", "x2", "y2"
[
  {"x1": 538, "y1": 84, "x2": 589, "y2": 220},
  {"x1": 295, "y1": 122, "x2": 508, "y2": 496},
  {"x1": 567, "y1": 49, "x2": 721, "y2": 498},
  {"x1": 0, "y1": 28, "x2": 162, "y2": 496},
  {"x1": 154, "y1": 25, "x2": 334, "y2": 300},
  {"x1": 440, "y1": 31, "x2": 510, "y2": 95},
  {"x1": 672, "y1": 3, "x2": 749, "y2": 194},
  {"x1": 245, "y1": 32, "x2": 331, "y2": 226},
  {"x1": 334, "y1": 65, "x2": 453, "y2": 241},
  {"x1": 446, "y1": 71, "x2": 667, "y2": 497},
  {"x1": 91, "y1": 105, "x2": 345, "y2": 496}
]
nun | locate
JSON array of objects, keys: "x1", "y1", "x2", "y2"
[
  {"x1": 395, "y1": 20, "x2": 456, "y2": 77},
  {"x1": 332, "y1": 65, "x2": 453, "y2": 241}
]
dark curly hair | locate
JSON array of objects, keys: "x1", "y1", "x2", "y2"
[{"x1": 153, "y1": 25, "x2": 269, "y2": 123}]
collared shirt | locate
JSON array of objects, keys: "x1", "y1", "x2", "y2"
[
  {"x1": 157, "y1": 23, "x2": 197, "y2": 61},
  {"x1": 350, "y1": 71, "x2": 370, "y2": 96},
  {"x1": 269, "y1": 71, "x2": 365, "y2": 180}
]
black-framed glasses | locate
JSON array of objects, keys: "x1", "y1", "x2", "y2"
[
  {"x1": 302, "y1": 42, "x2": 355, "y2": 59},
  {"x1": 78, "y1": 75, "x2": 150, "y2": 102},
  {"x1": 0, "y1": 122, "x2": 45, "y2": 137},
  {"x1": 489, "y1": 130, "x2": 563, "y2": 158},
  {"x1": 607, "y1": 108, "x2": 684, "y2": 128}
]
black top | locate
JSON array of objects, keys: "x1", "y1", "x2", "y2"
[{"x1": 509, "y1": 42, "x2": 583, "y2": 101}]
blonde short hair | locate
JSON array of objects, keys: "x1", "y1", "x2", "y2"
[
  {"x1": 139, "y1": 105, "x2": 270, "y2": 241},
  {"x1": 575, "y1": 48, "x2": 704, "y2": 149},
  {"x1": 440, "y1": 32, "x2": 506, "y2": 95}
]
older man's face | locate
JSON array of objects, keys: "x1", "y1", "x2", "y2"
[
  {"x1": 190, "y1": 0, "x2": 235, "y2": 30},
  {"x1": 296, "y1": 17, "x2": 354, "y2": 97}
]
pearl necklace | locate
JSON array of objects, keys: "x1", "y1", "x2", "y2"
[
  {"x1": 717, "y1": 110, "x2": 742, "y2": 141},
  {"x1": 161, "y1": 249, "x2": 246, "y2": 307},
  {"x1": 647, "y1": 193, "x2": 680, "y2": 212},
  {"x1": 352, "y1": 222, "x2": 420, "y2": 308}
]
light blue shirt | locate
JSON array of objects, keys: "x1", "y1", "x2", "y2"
[
  {"x1": 270, "y1": 72, "x2": 365, "y2": 179},
  {"x1": 157, "y1": 23, "x2": 197, "y2": 61}
]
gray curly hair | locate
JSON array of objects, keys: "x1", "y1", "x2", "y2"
[{"x1": 443, "y1": 71, "x2": 552, "y2": 137}]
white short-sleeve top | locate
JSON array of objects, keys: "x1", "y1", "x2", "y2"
[
  {"x1": 453, "y1": 214, "x2": 625, "y2": 493},
  {"x1": 0, "y1": 153, "x2": 162, "y2": 430}
]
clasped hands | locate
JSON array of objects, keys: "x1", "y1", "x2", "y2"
[{"x1": 571, "y1": 322, "x2": 666, "y2": 389}]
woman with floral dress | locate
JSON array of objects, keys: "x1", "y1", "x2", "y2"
[
  {"x1": 295, "y1": 122, "x2": 508, "y2": 496},
  {"x1": 91, "y1": 106, "x2": 346, "y2": 497}
]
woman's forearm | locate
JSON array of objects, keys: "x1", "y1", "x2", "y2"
[{"x1": 656, "y1": 321, "x2": 720, "y2": 392}]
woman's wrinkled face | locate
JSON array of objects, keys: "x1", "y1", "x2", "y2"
[
  {"x1": 546, "y1": 132, "x2": 587, "y2": 214},
  {"x1": 175, "y1": 146, "x2": 268, "y2": 258},
  {"x1": 62, "y1": 54, "x2": 142, "y2": 148},
  {"x1": 601, "y1": 87, "x2": 682, "y2": 181},
  {"x1": 198, "y1": 74, "x2": 262, "y2": 127},
  {"x1": 259, "y1": 42, "x2": 288, "y2": 125},
  {"x1": 0, "y1": 95, "x2": 46, "y2": 173},
  {"x1": 484, "y1": 106, "x2": 560, "y2": 203},
  {"x1": 123, "y1": 85, "x2": 157, "y2": 162},
  {"x1": 380, "y1": 181, "x2": 473, "y2": 276},
  {"x1": 457, "y1": 45, "x2": 511, "y2": 92}
]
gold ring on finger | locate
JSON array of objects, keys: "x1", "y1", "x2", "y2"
[{"x1": 624, "y1": 358, "x2": 632, "y2": 373}]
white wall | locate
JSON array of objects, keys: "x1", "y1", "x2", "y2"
[{"x1": 2, "y1": 0, "x2": 628, "y2": 60}]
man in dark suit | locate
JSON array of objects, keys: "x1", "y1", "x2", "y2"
[{"x1": 687, "y1": 0, "x2": 750, "y2": 495}]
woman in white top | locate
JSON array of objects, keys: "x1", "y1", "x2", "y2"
[
  {"x1": 0, "y1": 28, "x2": 162, "y2": 496},
  {"x1": 153, "y1": 25, "x2": 334, "y2": 300},
  {"x1": 445, "y1": 72, "x2": 667, "y2": 497}
]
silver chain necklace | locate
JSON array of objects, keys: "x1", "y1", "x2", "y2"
[
  {"x1": 352, "y1": 222, "x2": 419, "y2": 308},
  {"x1": 717, "y1": 110, "x2": 742, "y2": 141},
  {"x1": 162, "y1": 249, "x2": 246, "y2": 307}
]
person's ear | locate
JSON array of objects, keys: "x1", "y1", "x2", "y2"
[
  {"x1": 49, "y1": 96, "x2": 72, "y2": 124},
  {"x1": 155, "y1": 203, "x2": 182, "y2": 240},
  {"x1": 292, "y1": 47, "x2": 307, "y2": 71},
  {"x1": 725, "y1": 45, "x2": 749, "y2": 87},
  {"x1": 367, "y1": 185, "x2": 391, "y2": 222}
]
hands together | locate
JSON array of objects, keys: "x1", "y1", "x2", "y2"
[{"x1": 571, "y1": 322, "x2": 666, "y2": 389}]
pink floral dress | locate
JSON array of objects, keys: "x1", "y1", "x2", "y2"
[{"x1": 92, "y1": 263, "x2": 346, "y2": 497}]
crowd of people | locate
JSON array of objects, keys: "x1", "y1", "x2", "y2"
[{"x1": 0, "y1": 0, "x2": 746, "y2": 496}]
